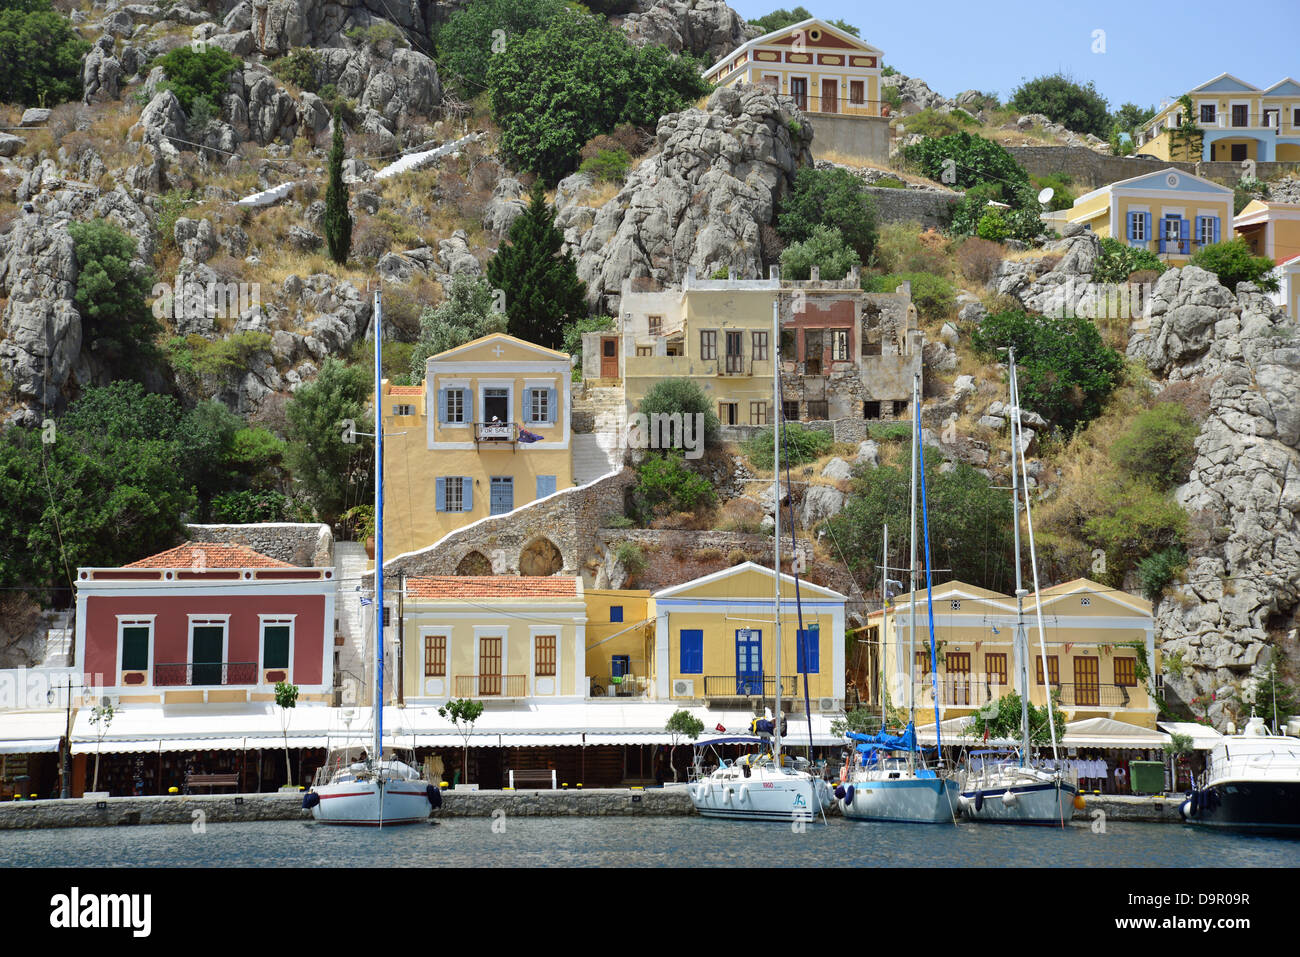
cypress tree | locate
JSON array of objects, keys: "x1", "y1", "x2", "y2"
[
  {"x1": 324, "y1": 107, "x2": 352, "y2": 265},
  {"x1": 485, "y1": 182, "x2": 588, "y2": 349}
]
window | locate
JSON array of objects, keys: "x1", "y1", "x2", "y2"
[
  {"x1": 915, "y1": 651, "x2": 930, "y2": 676},
  {"x1": 262, "y1": 623, "x2": 290, "y2": 671},
  {"x1": 949, "y1": 600, "x2": 961, "y2": 610},
  {"x1": 1128, "y1": 212, "x2": 1147, "y2": 243},
  {"x1": 648, "y1": 315, "x2": 662, "y2": 336},
  {"x1": 1196, "y1": 216, "x2": 1219, "y2": 247},
  {"x1": 437, "y1": 476, "x2": 473, "y2": 512},
  {"x1": 536, "y1": 475, "x2": 557, "y2": 499},
  {"x1": 849, "y1": 80, "x2": 864, "y2": 105},
  {"x1": 1035, "y1": 654, "x2": 1059, "y2": 685},
  {"x1": 750, "y1": 401, "x2": 769, "y2": 425},
  {"x1": 831, "y1": 329, "x2": 849, "y2": 361},
  {"x1": 666, "y1": 339, "x2": 683, "y2": 357},
  {"x1": 442, "y1": 387, "x2": 467, "y2": 424},
  {"x1": 526, "y1": 387, "x2": 553, "y2": 424},
  {"x1": 612, "y1": 655, "x2": 631, "y2": 678},
  {"x1": 483, "y1": 387, "x2": 509, "y2": 423},
  {"x1": 718, "y1": 402, "x2": 738, "y2": 425},
  {"x1": 782, "y1": 400, "x2": 800, "y2": 422},
  {"x1": 700, "y1": 330, "x2": 717, "y2": 360},
  {"x1": 489, "y1": 476, "x2": 513, "y2": 515},
  {"x1": 610, "y1": 606, "x2": 623, "y2": 623},
  {"x1": 863, "y1": 400, "x2": 881, "y2": 419},
  {"x1": 1080, "y1": 596, "x2": 1091, "y2": 606},
  {"x1": 393, "y1": 403, "x2": 414, "y2": 416},
  {"x1": 796, "y1": 626, "x2": 820, "y2": 673},
  {"x1": 121, "y1": 625, "x2": 150, "y2": 672},
  {"x1": 1200, "y1": 104, "x2": 1216, "y2": 123},
  {"x1": 806, "y1": 400, "x2": 828, "y2": 419},
  {"x1": 679, "y1": 629, "x2": 703, "y2": 674},
  {"x1": 752, "y1": 331, "x2": 769, "y2": 361},
  {"x1": 535, "y1": 635, "x2": 556, "y2": 677},
  {"x1": 1114, "y1": 657, "x2": 1137, "y2": 687},
  {"x1": 893, "y1": 400, "x2": 908, "y2": 417},
  {"x1": 636, "y1": 346, "x2": 653, "y2": 357},
  {"x1": 985, "y1": 653, "x2": 1007, "y2": 688},
  {"x1": 424, "y1": 636, "x2": 446, "y2": 677},
  {"x1": 1294, "y1": 108, "x2": 1300, "y2": 127},
  {"x1": 1232, "y1": 104, "x2": 1248, "y2": 127},
  {"x1": 445, "y1": 476, "x2": 463, "y2": 512}
]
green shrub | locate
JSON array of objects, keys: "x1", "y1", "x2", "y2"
[
  {"x1": 210, "y1": 489, "x2": 290, "y2": 524},
  {"x1": 874, "y1": 176, "x2": 906, "y2": 189},
  {"x1": 68, "y1": 221, "x2": 160, "y2": 379},
  {"x1": 347, "y1": 22, "x2": 406, "y2": 49},
  {"x1": 903, "y1": 131, "x2": 1029, "y2": 194},
  {"x1": 1030, "y1": 173, "x2": 1076, "y2": 211},
  {"x1": 1189, "y1": 238, "x2": 1280, "y2": 292},
  {"x1": 777, "y1": 166, "x2": 878, "y2": 262},
  {"x1": 1112, "y1": 403, "x2": 1198, "y2": 491},
  {"x1": 1094, "y1": 236, "x2": 1167, "y2": 284},
  {"x1": 271, "y1": 48, "x2": 321, "y2": 93},
  {"x1": 579, "y1": 147, "x2": 631, "y2": 183},
  {"x1": 971, "y1": 308, "x2": 1122, "y2": 433},
  {"x1": 1084, "y1": 479, "x2": 1187, "y2": 582},
  {"x1": 1137, "y1": 547, "x2": 1187, "y2": 602},
  {"x1": 780, "y1": 225, "x2": 861, "y2": 280},
  {"x1": 901, "y1": 107, "x2": 978, "y2": 139},
  {"x1": 864, "y1": 271, "x2": 956, "y2": 321},
  {"x1": 1008, "y1": 73, "x2": 1111, "y2": 138},
  {"x1": 1233, "y1": 177, "x2": 1269, "y2": 215},
  {"x1": 168, "y1": 332, "x2": 273, "y2": 380},
  {"x1": 437, "y1": 0, "x2": 566, "y2": 96},
  {"x1": 156, "y1": 46, "x2": 242, "y2": 114},
  {"x1": 867, "y1": 422, "x2": 911, "y2": 442},
  {"x1": 882, "y1": 85, "x2": 901, "y2": 111},
  {"x1": 562, "y1": 315, "x2": 614, "y2": 368},
  {"x1": 629, "y1": 452, "x2": 716, "y2": 525},
  {"x1": 743, "y1": 422, "x2": 833, "y2": 469},
  {"x1": 0, "y1": 0, "x2": 90, "y2": 107},
  {"x1": 873, "y1": 222, "x2": 951, "y2": 275},
  {"x1": 614, "y1": 540, "x2": 647, "y2": 575},
  {"x1": 637, "y1": 378, "x2": 720, "y2": 446},
  {"x1": 976, "y1": 210, "x2": 1009, "y2": 242}
]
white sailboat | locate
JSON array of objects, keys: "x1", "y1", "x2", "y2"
[
  {"x1": 837, "y1": 373, "x2": 961, "y2": 824},
  {"x1": 304, "y1": 290, "x2": 439, "y2": 826},
  {"x1": 688, "y1": 300, "x2": 833, "y2": 822},
  {"x1": 958, "y1": 349, "x2": 1078, "y2": 825}
]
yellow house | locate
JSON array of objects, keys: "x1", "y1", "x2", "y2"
[
  {"x1": 382, "y1": 333, "x2": 574, "y2": 557},
  {"x1": 703, "y1": 17, "x2": 884, "y2": 118},
  {"x1": 652, "y1": 563, "x2": 846, "y2": 712},
  {"x1": 1049, "y1": 168, "x2": 1234, "y2": 265},
  {"x1": 583, "y1": 589, "x2": 655, "y2": 698},
  {"x1": 400, "y1": 576, "x2": 587, "y2": 705},
  {"x1": 1235, "y1": 199, "x2": 1300, "y2": 317},
  {"x1": 868, "y1": 579, "x2": 1158, "y2": 730},
  {"x1": 1135, "y1": 74, "x2": 1300, "y2": 162}
]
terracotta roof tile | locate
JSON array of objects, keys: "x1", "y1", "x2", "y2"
[
  {"x1": 406, "y1": 576, "x2": 579, "y2": 599},
  {"x1": 126, "y1": 542, "x2": 295, "y2": 569},
  {"x1": 388, "y1": 386, "x2": 425, "y2": 396}
]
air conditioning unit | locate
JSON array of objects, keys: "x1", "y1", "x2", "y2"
[
  {"x1": 673, "y1": 679, "x2": 695, "y2": 698},
  {"x1": 818, "y1": 698, "x2": 837, "y2": 713}
]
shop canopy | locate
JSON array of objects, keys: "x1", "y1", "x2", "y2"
[
  {"x1": 0, "y1": 711, "x2": 67, "y2": 754},
  {"x1": 70, "y1": 705, "x2": 339, "y2": 755},
  {"x1": 1062, "y1": 717, "x2": 1170, "y2": 749},
  {"x1": 1158, "y1": 721, "x2": 1224, "y2": 751}
]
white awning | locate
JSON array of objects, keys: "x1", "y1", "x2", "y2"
[
  {"x1": 0, "y1": 711, "x2": 66, "y2": 754},
  {"x1": 70, "y1": 704, "x2": 341, "y2": 754},
  {"x1": 1159, "y1": 721, "x2": 1224, "y2": 750},
  {"x1": 1063, "y1": 717, "x2": 1169, "y2": 748}
]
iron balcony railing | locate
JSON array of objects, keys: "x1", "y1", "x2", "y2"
[
  {"x1": 454, "y1": 674, "x2": 528, "y2": 698},
  {"x1": 1057, "y1": 682, "x2": 1132, "y2": 708},
  {"x1": 702, "y1": 675, "x2": 799, "y2": 698},
  {"x1": 715, "y1": 356, "x2": 752, "y2": 376},
  {"x1": 475, "y1": 421, "x2": 517, "y2": 443},
  {"x1": 154, "y1": 661, "x2": 258, "y2": 687}
]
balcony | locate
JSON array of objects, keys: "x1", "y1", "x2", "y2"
[
  {"x1": 453, "y1": 674, "x2": 528, "y2": 698},
  {"x1": 702, "y1": 674, "x2": 799, "y2": 700},
  {"x1": 475, "y1": 421, "x2": 517, "y2": 444},
  {"x1": 1057, "y1": 682, "x2": 1132, "y2": 708},
  {"x1": 154, "y1": 661, "x2": 258, "y2": 687},
  {"x1": 716, "y1": 356, "x2": 752, "y2": 377}
]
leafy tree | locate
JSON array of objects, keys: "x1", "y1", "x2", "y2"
[
  {"x1": 629, "y1": 451, "x2": 716, "y2": 525},
  {"x1": 0, "y1": 0, "x2": 89, "y2": 106},
  {"x1": 89, "y1": 703, "x2": 116, "y2": 792},
  {"x1": 1168, "y1": 93, "x2": 1203, "y2": 162},
  {"x1": 1008, "y1": 73, "x2": 1110, "y2": 138},
  {"x1": 824, "y1": 448, "x2": 1017, "y2": 595},
  {"x1": 780, "y1": 224, "x2": 861, "y2": 280},
  {"x1": 409, "y1": 276, "x2": 506, "y2": 382},
  {"x1": 748, "y1": 7, "x2": 858, "y2": 36},
  {"x1": 284, "y1": 357, "x2": 373, "y2": 524},
  {"x1": 903, "y1": 131, "x2": 1029, "y2": 194},
  {"x1": 637, "y1": 378, "x2": 720, "y2": 445},
  {"x1": 210, "y1": 488, "x2": 290, "y2": 523},
  {"x1": 743, "y1": 421, "x2": 832, "y2": 469},
  {"x1": 487, "y1": 12, "x2": 709, "y2": 183},
  {"x1": 68, "y1": 221, "x2": 161, "y2": 380},
  {"x1": 156, "y1": 45, "x2": 242, "y2": 114},
  {"x1": 485, "y1": 184, "x2": 587, "y2": 348},
  {"x1": 777, "y1": 167, "x2": 878, "y2": 262},
  {"x1": 324, "y1": 107, "x2": 352, "y2": 265},
  {"x1": 1112, "y1": 403, "x2": 1198, "y2": 491},
  {"x1": 1083, "y1": 478, "x2": 1187, "y2": 585},
  {"x1": 562, "y1": 315, "x2": 613, "y2": 367},
  {"x1": 1093, "y1": 236, "x2": 1167, "y2": 284},
  {"x1": 1112, "y1": 102, "x2": 1156, "y2": 144},
  {"x1": 971, "y1": 309, "x2": 1122, "y2": 434},
  {"x1": 275, "y1": 681, "x2": 299, "y2": 787},
  {"x1": 439, "y1": 698, "x2": 485, "y2": 785},
  {"x1": 665, "y1": 709, "x2": 704, "y2": 782},
  {"x1": 1030, "y1": 173, "x2": 1075, "y2": 212},
  {"x1": 967, "y1": 690, "x2": 1065, "y2": 746},
  {"x1": 1189, "y1": 238, "x2": 1280, "y2": 292},
  {"x1": 437, "y1": 0, "x2": 566, "y2": 97},
  {"x1": 830, "y1": 707, "x2": 881, "y2": 737}
]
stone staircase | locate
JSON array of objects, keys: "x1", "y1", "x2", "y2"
[
  {"x1": 572, "y1": 386, "x2": 627, "y2": 485},
  {"x1": 39, "y1": 611, "x2": 72, "y2": 668},
  {"x1": 333, "y1": 541, "x2": 371, "y2": 706}
]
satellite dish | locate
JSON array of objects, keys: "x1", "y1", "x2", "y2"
[{"x1": 1037, "y1": 187, "x2": 1055, "y2": 205}]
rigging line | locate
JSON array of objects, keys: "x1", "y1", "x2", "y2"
[{"x1": 777, "y1": 366, "x2": 814, "y2": 755}]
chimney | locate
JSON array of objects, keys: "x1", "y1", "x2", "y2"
[
  {"x1": 685, "y1": 265, "x2": 696, "y2": 289},
  {"x1": 810, "y1": 266, "x2": 820, "y2": 282}
]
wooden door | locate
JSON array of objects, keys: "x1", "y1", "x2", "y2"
[
  {"x1": 480, "y1": 637, "x2": 502, "y2": 696},
  {"x1": 790, "y1": 77, "x2": 807, "y2": 111},
  {"x1": 600, "y1": 337, "x2": 618, "y2": 378},
  {"x1": 1074, "y1": 656, "x2": 1099, "y2": 706},
  {"x1": 724, "y1": 330, "x2": 743, "y2": 374},
  {"x1": 945, "y1": 652, "x2": 970, "y2": 705},
  {"x1": 1231, "y1": 104, "x2": 1248, "y2": 127},
  {"x1": 821, "y1": 79, "x2": 838, "y2": 113}
]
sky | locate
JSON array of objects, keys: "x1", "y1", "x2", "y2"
[{"x1": 727, "y1": 0, "x2": 1300, "y2": 111}]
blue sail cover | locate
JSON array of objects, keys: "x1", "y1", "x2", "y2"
[{"x1": 846, "y1": 721, "x2": 919, "y2": 752}]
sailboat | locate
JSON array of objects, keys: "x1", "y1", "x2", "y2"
[
  {"x1": 687, "y1": 300, "x2": 833, "y2": 822},
  {"x1": 836, "y1": 373, "x2": 961, "y2": 823},
  {"x1": 958, "y1": 348, "x2": 1078, "y2": 825},
  {"x1": 304, "y1": 290, "x2": 439, "y2": 826}
]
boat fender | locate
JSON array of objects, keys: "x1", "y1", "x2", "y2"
[
  {"x1": 427, "y1": 784, "x2": 442, "y2": 809},
  {"x1": 1001, "y1": 790, "x2": 1018, "y2": 807},
  {"x1": 958, "y1": 794, "x2": 972, "y2": 810},
  {"x1": 723, "y1": 786, "x2": 733, "y2": 803},
  {"x1": 301, "y1": 791, "x2": 321, "y2": 809},
  {"x1": 844, "y1": 785, "x2": 854, "y2": 806},
  {"x1": 833, "y1": 785, "x2": 846, "y2": 802},
  {"x1": 974, "y1": 791, "x2": 984, "y2": 812},
  {"x1": 1187, "y1": 789, "x2": 1200, "y2": 816},
  {"x1": 1179, "y1": 798, "x2": 1192, "y2": 820},
  {"x1": 739, "y1": 784, "x2": 750, "y2": 802}
]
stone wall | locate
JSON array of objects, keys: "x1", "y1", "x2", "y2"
[
  {"x1": 862, "y1": 185, "x2": 961, "y2": 229},
  {"x1": 1007, "y1": 146, "x2": 1300, "y2": 191},
  {"x1": 805, "y1": 114, "x2": 891, "y2": 165},
  {"x1": 186, "y1": 523, "x2": 333, "y2": 567}
]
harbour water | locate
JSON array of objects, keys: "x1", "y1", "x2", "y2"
[{"x1": 3, "y1": 817, "x2": 1297, "y2": 868}]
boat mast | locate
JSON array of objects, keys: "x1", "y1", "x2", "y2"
[
  {"x1": 772, "y1": 298, "x2": 783, "y2": 761},
  {"x1": 907, "y1": 373, "x2": 919, "y2": 773},
  {"x1": 1007, "y1": 348, "x2": 1031, "y2": 767},
  {"x1": 880, "y1": 523, "x2": 888, "y2": 731},
  {"x1": 373, "y1": 288, "x2": 384, "y2": 768}
]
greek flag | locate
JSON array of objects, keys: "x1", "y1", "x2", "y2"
[
  {"x1": 360, "y1": 596, "x2": 374, "y2": 607},
  {"x1": 991, "y1": 625, "x2": 1000, "y2": 635}
]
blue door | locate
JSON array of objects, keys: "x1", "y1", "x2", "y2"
[
  {"x1": 735, "y1": 629, "x2": 763, "y2": 695},
  {"x1": 490, "y1": 477, "x2": 513, "y2": 515}
]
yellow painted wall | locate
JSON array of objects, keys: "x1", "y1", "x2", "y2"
[
  {"x1": 1066, "y1": 186, "x2": 1232, "y2": 265},
  {"x1": 584, "y1": 590, "x2": 654, "y2": 690}
]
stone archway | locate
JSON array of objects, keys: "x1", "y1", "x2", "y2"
[
  {"x1": 455, "y1": 551, "x2": 493, "y2": 576},
  {"x1": 518, "y1": 537, "x2": 563, "y2": 577}
]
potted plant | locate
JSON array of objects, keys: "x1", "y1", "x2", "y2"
[
  {"x1": 342, "y1": 504, "x2": 376, "y2": 557},
  {"x1": 275, "y1": 681, "x2": 300, "y2": 791}
]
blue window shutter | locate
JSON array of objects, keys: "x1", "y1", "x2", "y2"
[
  {"x1": 680, "y1": 630, "x2": 703, "y2": 674},
  {"x1": 546, "y1": 388, "x2": 557, "y2": 424},
  {"x1": 1142, "y1": 213, "x2": 1151, "y2": 244},
  {"x1": 437, "y1": 389, "x2": 447, "y2": 423},
  {"x1": 610, "y1": 605, "x2": 623, "y2": 623},
  {"x1": 1213, "y1": 217, "x2": 1220, "y2": 243},
  {"x1": 536, "y1": 474, "x2": 556, "y2": 499},
  {"x1": 435, "y1": 477, "x2": 446, "y2": 512},
  {"x1": 1126, "y1": 212, "x2": 1135, "y2": 242},
  {"x1": 462, "y1": 477, "x2": 473, "y2": 512}
]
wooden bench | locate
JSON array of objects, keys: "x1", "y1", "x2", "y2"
[
  {"x1": 185, "y1": 773, "x2": 240, "y2": 793},
  {"x1": 507, "y1": 769, "x2": 557, "y2": 790}
]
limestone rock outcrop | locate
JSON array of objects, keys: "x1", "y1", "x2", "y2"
[{"x1": 620, "y1": 0, "x2": 749, "y2": 61}]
